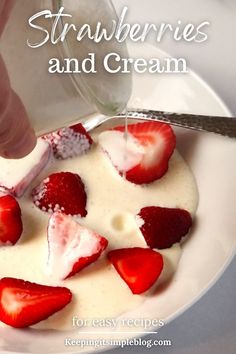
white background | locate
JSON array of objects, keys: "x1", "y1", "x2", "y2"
[
  {"x1": 114, "y1": 0, "x2": 236, "y2": 115},
  {"x1": 108, "y1": 1, "x2": 236, "y2": 354}
]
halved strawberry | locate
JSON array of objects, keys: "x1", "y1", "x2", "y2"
[
  {"x1": 0, "y1": 277, "x2": 72, "y2": 328},
  {"x1": 108, "y1": 247, "x2": 163, "y2": 294},
  {"x1": 99, "y1": 121, "x2": 176, "y2": 184},
  {"x1": 0, "y1": 138, "x2": 51, "y2": 197},
  {"x1": 32, "y1": 172, "x2": 87, "y2": 216},
  {"x1": 138, "y1": 206, "x2": 193, "y2": 249},
  {"x1": 0, "y1": 195, "x2": 23, "y2": 245},
  {"x1": 47, "y1": 212, "x2": 108, "y2": 280},
  {"x1": 43, "y1": 123, "x2": 93, "y2": 160}
]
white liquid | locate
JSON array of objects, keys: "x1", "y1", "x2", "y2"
[{"x1": 0, "y1": 127, "x2": 198, "y2": 331}]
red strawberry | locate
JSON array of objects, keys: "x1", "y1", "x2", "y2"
[
  {"x1": 32, "y1": 172, "x2": 87, "y2": 216},
  {"x1": 108, "y1": 247, "x2": 163, "y2": 294},
  {"x1": 47, "y1": 212, "x2": 108, "y2": 279},
  {"x1": 0, "y1": 277, "x2": 72, "y2": 328},
  {"x1": 138, "y1": 206, "x2": 193, "y2": 249},
  {"x1": 0, "y1": 195, "x2": 23, "y2": 245},
  {"x1": 112, "y1": 122, "x2": 176, "y2": 184},
  {"x1": 43, "y1": 123, "x2": 93, "y2": 160}
]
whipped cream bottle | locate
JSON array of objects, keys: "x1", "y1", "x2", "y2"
[{"x1": 0, "y1": 0, "x2": 132, "y2": 135}]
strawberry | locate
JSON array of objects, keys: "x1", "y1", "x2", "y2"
[
  {"x1": 108, "y1": 247, "x2": 163, "y2": 294},
  {"x1": 0, "y1": 195, "x2": 23, "y2": 245},
  {"x1": 47, "y1": 212, "x2": 108, "y2": 279},
  {"x1": 0, "y1": 277, "x2": 72, "y2": 328},
  {"x1": 43, "y1": 123, "x2": 93, "y2": 160},
  {"x1": 108, "y1": 121, "x2": 176, "y2": 184},
  {"x1": 0, "y1": 138, "x2": 51, "y2": 197},
  {"x1": 32, "y1": 172, "x2": 87, "y2": 216},
  {"x1": 138, "y1": 206, "x2": 193, "y2": 249}
]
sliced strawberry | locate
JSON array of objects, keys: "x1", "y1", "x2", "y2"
[
  {"x1": 47, "y1": 212, "x2": 108, "y2": 279},
  {"x1": 0, "y1": 138, "x2": 51, "y2": 197},
  {"x1": 108, "y1": 247, "x2": 163, "y2": 294},
  {"x1": 99, "y1": 121, "x2": 176, "y2": 184},
  {"x1": 43, "y1": 123, "x2": 93, "y2": 160},
  {"x1": 0, "y1": 277, "x2": 72, "y2": 328},
  {"x1": 115, "y1": 122, "x2": 176, "y2": 184},
  {"x1": 0, "y1": 195, "x2": 23, "y2": 245},
  {"x1": 32, "y1": 172, "x2": 87, "y2": 216},
  {"x1": 138, "y1": 206, "x2": 193, "y2": 249}
]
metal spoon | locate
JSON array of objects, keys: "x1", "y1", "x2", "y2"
[{"x1": 83, "y1": 108, "x2": 236, "y2": 138}]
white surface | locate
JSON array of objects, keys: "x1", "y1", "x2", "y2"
[
  {"x1": 111, "y1": 2, "x2": 236, "y2": 354},
  {"x1": 0, "y1": 43, "x2": 235, "y2": 354}
]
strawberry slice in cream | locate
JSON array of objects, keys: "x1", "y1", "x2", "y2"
[
  {"x1": 98, "y1": 122, "x2": 176, "y2": 184},
  {"x1": 47, "y1": 212, "x2": 108, "y2": 280},
  {"x1": 0, "y1": 139, "x2": 51, "y2": 197}
]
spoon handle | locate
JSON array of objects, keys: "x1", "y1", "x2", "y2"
[{"x1": 117, "y1": 109, "x2": 236, "y2": 138}]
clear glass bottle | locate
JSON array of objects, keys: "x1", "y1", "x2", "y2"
[{"x1": 0, "y1": 0, "x2": 132, "y2": 135}]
